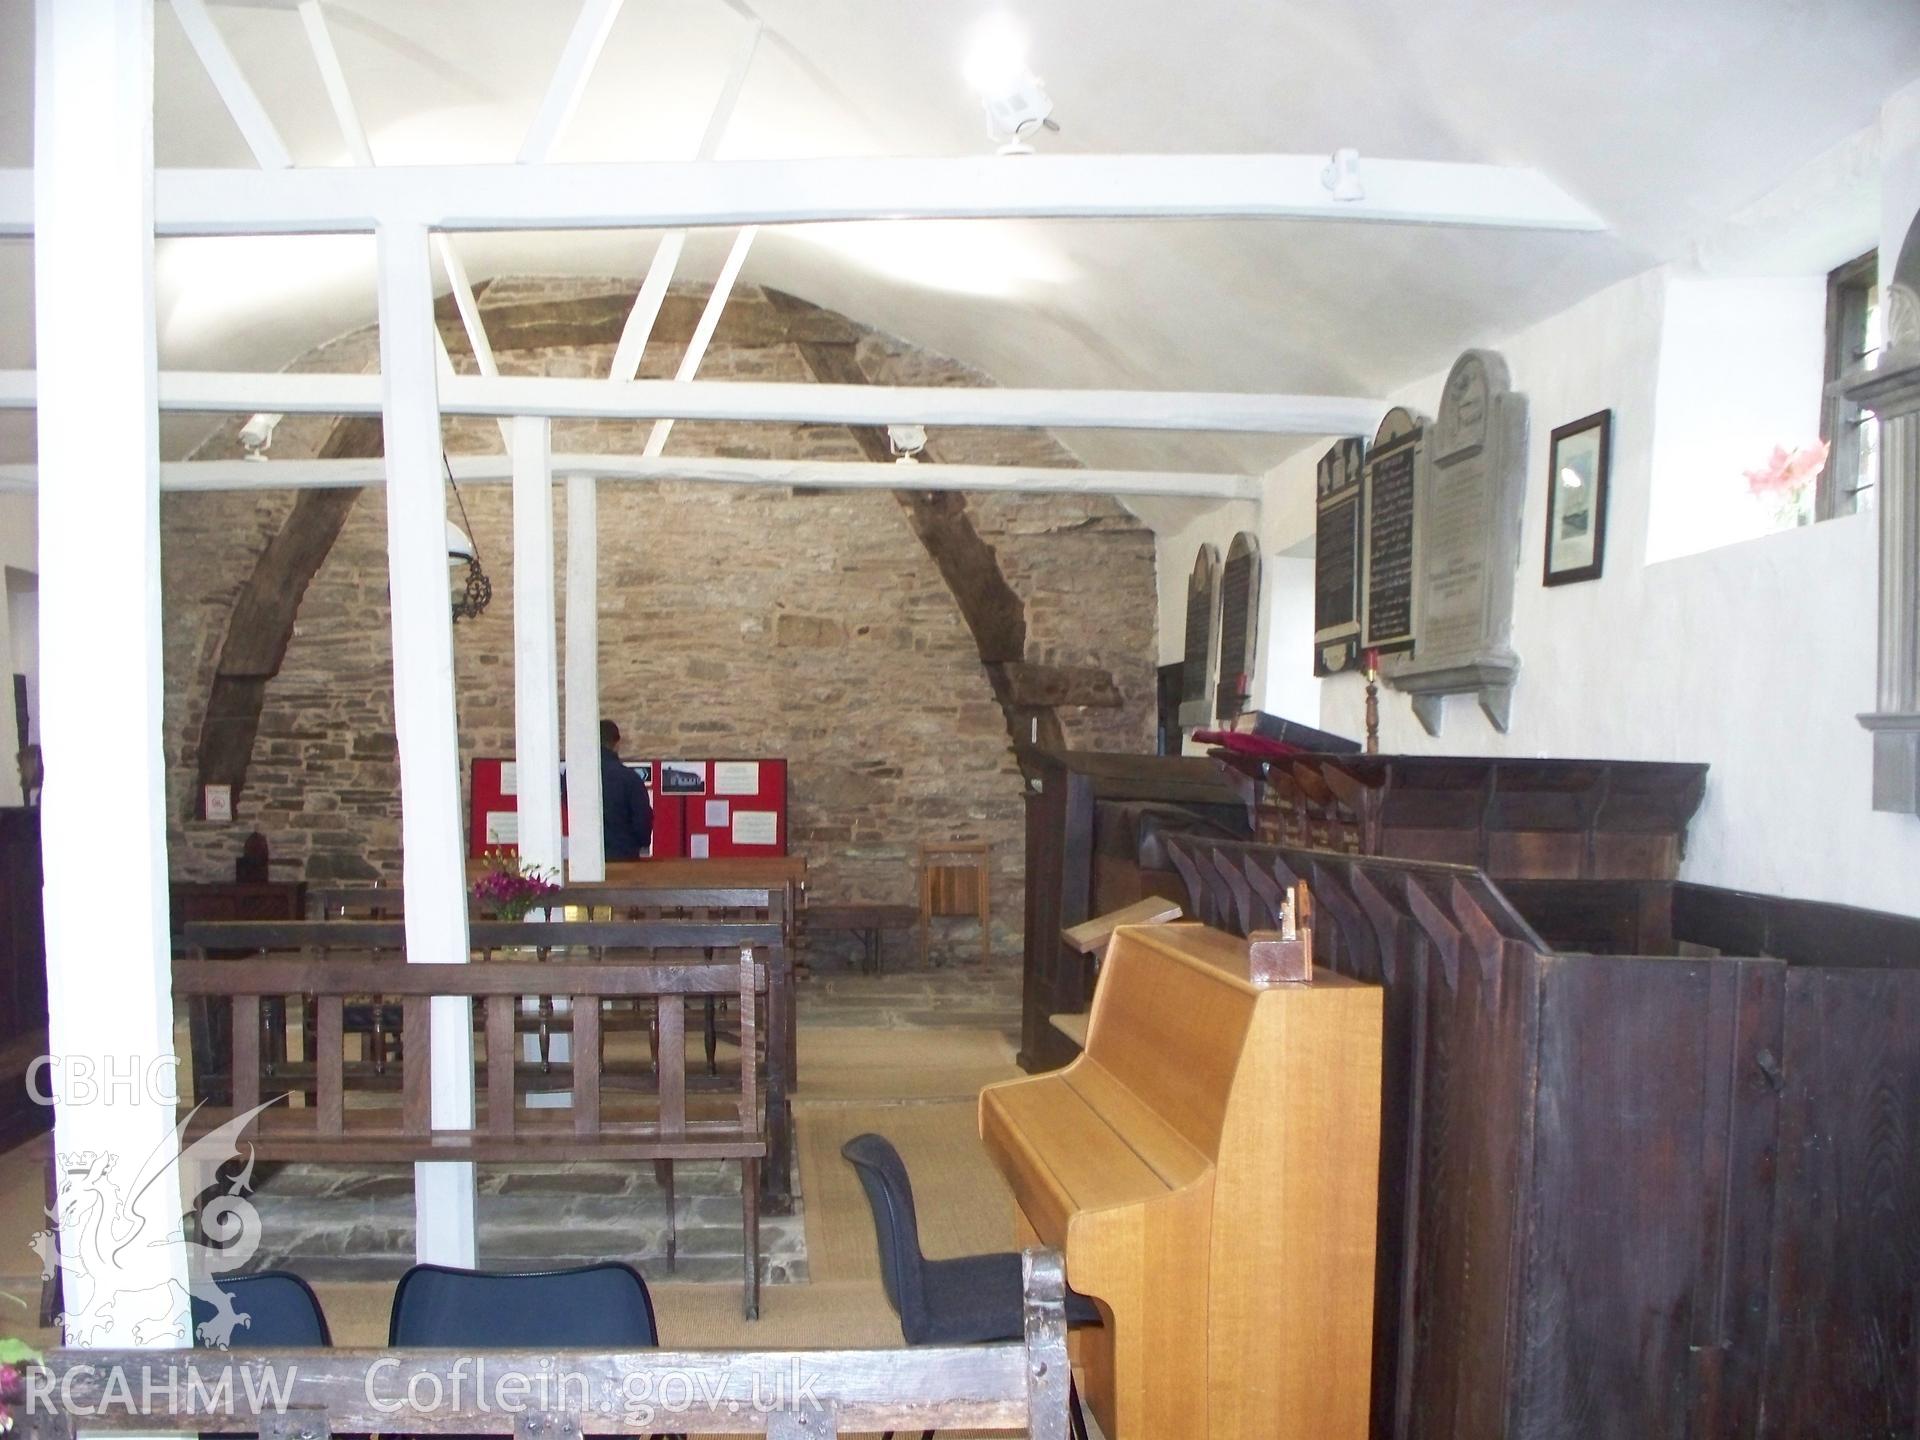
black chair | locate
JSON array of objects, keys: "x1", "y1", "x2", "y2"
[
  {"x1": 841, "y1": 1133, "x2": 1095, "y2": 1440},
  {"x1": 387, "y1": 1260, "x2": 662, "y2": 1348},
  {"x1": 192, "y1": 1270, "x2": 331, "y2": 1348}
]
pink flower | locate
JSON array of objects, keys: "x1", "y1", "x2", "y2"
[{"x1": 1745, "y1": 439, "x2": 1830, "y2": 497}]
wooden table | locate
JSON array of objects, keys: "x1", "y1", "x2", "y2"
[{"x1": 807, "y1": 902, "x2": 919, "y2": 974}]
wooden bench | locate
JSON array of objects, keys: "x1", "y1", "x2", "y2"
[
  {"x1": 181, "y1": 915, "x2": 795, "y2": 1213},
  {"x1": 24, "y1": 1251, "x2": 1070, "y2": 1438},
  {"x1": 174, "y1": 951, "x2": 771, "y2": 1317}
]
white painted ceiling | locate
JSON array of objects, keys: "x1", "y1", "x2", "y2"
[{"x1": 1, "y1": 0, "x2": 1918, "y2": 481}]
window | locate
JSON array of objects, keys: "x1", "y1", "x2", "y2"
[{"x1": 1818, "y1": 250, "x2": 1882, "y2": 519}]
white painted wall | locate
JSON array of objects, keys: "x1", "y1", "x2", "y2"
[{"x1": 1154, "y1": 92, "x2": 1920, "y2": 916}]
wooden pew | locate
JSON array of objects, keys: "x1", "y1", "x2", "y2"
[
  {"x1": 173, "y1": 951, "x2": 770, "y2": 1318},
  {"x1": 981, "y1": 922, "x2": 1383, "y2": 1440},
  {"x1": 1162, "y1": 832, "x2": 1920, "y2": 1440},
  {"x1": 311, "y1": 886, "x2": 797, "y2": 1085},
  {"x1": 25, "y1": 1250, "x2": 1072, "y2": 1438},
  {"x1": 179, "y1": 915, "x2": 795, "y2": 1214}
]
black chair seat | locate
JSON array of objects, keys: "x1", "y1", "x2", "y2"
[{"x1": 915, "y1": 1252, "x2": 1102, "y2": 1345}]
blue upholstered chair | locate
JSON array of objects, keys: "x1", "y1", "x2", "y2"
[
  {"x1": 191, "y1": 1270, "x2": 331, "y2": 1348},
  {"x1": 840, "y1": 1132, "x2": 1095, "y2": 1440},
  {"x1": 387, "y1": 1262, "x2": 675, "y2": 1440},
  {"x1": 387, "y1": 1260, "x2": 662, "y2": 1348}
]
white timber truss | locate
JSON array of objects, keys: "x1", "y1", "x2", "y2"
[{"x1": 26, "y1": 0, "x2": 1610, "y2": 1294}]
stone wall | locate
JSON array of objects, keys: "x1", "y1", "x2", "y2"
[{"x1": 161, "y1": 279, "x2": 1158, "y2": 959}]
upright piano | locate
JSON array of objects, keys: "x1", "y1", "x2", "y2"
[{"x1": 981, "y1": 922, "x2": 1383, "y2": 1440}]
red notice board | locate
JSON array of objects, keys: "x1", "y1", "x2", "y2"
[
  {"x1": 469, "y1": 756, "x2": 787, "y2": 860},
  {"x1": 657, "y1": 758, "x2": 789, "y2": 859}
]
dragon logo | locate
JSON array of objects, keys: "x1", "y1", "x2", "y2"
[{"x1": 32, "y1": 1100, "x2": 282, "y2": 1349}]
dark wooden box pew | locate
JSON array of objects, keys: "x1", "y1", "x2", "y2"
[
  {"x1": 1018, "y1": 749, "x2": 1257, "y2": 1071},
  {"x1": 1162, "y1": 831, "x2": 1920, "y2": 1440},
  {"x1": 1233, "y1": 753, "x2": 1709, "y2": 878},
  {"x1": 27, "y1": 1251, "x2": 1072, "y2": 1440},
  {"x1": 173, "y1": 953, "x2": 770, "y2": 1317},
  {"x1": 178, "y1": 915, "x2": 795, "y2": 1214}
]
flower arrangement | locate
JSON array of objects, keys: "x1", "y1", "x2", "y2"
[
  {"x1": 1744, "y1": 439, "x2": 1829, "y2": 527},
  {"x1": 0, "y1": 1337, "x2": 41, "y2": 1434},
  {"x1": 471, "y1": 849, "x2": 560, "y2": 920}
]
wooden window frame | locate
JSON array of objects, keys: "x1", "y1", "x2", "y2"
[{"x1": 1817, "y1": 249, "x2": 1880, "y2": 520}]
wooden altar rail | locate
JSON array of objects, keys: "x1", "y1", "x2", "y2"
[
  {"x1": 1159, "y1": 831, "x2": 1920, "y2": 1440},
  {"x1": 23, "y1": 1251, "x2": 1071, "y2": 1439},
  {"x1": 173, "y1": 953, "x2": 770, "y2": 1317},
  {"x1": 179, "y1": 916, "x2": 794, "y2": 1212}
]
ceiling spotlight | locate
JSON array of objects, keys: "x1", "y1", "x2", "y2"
[
  {"x1": 1322, "y1": 148, "x2": 1364, "y2": 203},
  {"x1": 888, "y1": 423, "x2": 929, "y2": 463},
  {"x1": 963, "y1": 13, "x2": 1059, "y2": 155},
  {"x1": 238, "y1": 412, "x2": 283, "y2": 460}
]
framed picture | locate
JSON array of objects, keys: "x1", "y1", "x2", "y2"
[{"x1": 1544, "y1": 409, "x2": 1611, "y2": 586}]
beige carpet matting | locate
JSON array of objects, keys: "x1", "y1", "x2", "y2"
[
  {"x1": 795, "y1": 1099, "x2": 1017, "y2": 1283},
  {"x1": 795, "y1": 1026, "x2": 1020, "y2": 1103}
]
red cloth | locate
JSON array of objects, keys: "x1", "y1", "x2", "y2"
[{"x1": 1192, "y1": 728, "x2": 1309, "y2": 761}]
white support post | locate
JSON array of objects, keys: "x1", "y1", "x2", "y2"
[
  {"x1": 564, "y1": 474, "x2": 605, "y2": 882},
  {"x1": 512, "y1": 417, "x2": 564, "y2": 872},
  {"x1": 512, "y1": 417, "x2": 569, "y2": 1100},
  {"x1": 34, "y1": 0, "x2": 189, "y2": 1344},
  {"x1": 643, "y1": 225, "x2": 756, "y2": 457},
  {"x1": 376, "y1": 221, "x2": 477, "y2": 1266}
]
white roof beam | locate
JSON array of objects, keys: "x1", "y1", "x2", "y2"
[
  {"x1": 0, "y1": 454, "x2": 1263, "y2": 501},
  {"x1": 297, "y1": 0, "x2": 375, "y2": 164},
  {"x1": 643, "y1": 225, "x2": 757, "y2": 456},
  {"x1": 517, "y1": 0, "x2": 629, "y2": 165},
  {"x1": 0, "y1": 369, "x2": 1386, "y2": 435},
  {"x1": 0, "y1": 156, "x2": 1604, "y2": 237},
  {"x1": 169, "y1": 0, "x2": 293, "y2": 169},
  {"x1": 608, "y1": 17, "x2": 763, "y2": 382}
]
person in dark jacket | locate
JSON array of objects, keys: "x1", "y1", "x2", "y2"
[{"x1": 599, "y1": 719, "x2": 653, "y2": 861}]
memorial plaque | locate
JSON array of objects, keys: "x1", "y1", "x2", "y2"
[
  {"x1": 1361, "y1": 408, "x2": 1426, "y2": 656},
  {"x1": 1313, "y1": 437, "x2": 1366, "y2": 675},
  {"x1": 1178, "y1": 545, "x2": 1221, "y2": 729},
  {"x1": 1392, "y1": 349, "x2": 1529, "y2": 735}
]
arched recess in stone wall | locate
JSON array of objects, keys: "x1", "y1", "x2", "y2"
[
  {"x1": 193, "y1": 283, "x2": 1136, "y2": 808},
  {"x1": 172, "y1": 279, "x2": 1158, "y2": 909}
]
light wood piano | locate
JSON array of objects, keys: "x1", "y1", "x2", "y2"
[{"x1": 980, "y1": 922, "x2": 1382, "y2": 1440}]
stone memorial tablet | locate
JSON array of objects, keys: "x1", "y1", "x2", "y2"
[
  {"x1": 1314, "y1": 437, "x2": 1366, "y2": 675},
  {"x1": 1391, "y1": 349, "x2": 1528, "y2": 735},
  {"x1": 1361, "y1": 408, "x2": 1426, "y2": 656}
]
